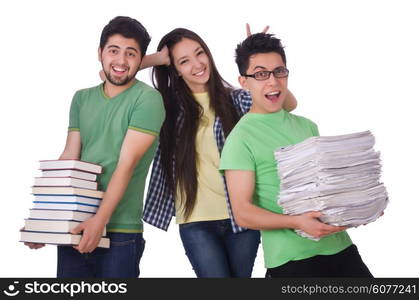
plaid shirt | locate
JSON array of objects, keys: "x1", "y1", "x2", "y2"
[{"x1": 143, "y1": 89, "x2": 252, "y2": 233}]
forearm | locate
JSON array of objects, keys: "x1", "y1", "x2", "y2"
[
  {"x1": 140, "y1": 51, "x2": 167, "y2": 70},
  {"x1": 226, "y1": 170, "x2": 299, "y2": 230},
  {"x1": 226, "y1": 170, "x2": 344, "y2": 238},
  {"x1": 139, "y1": 53, "x2": 158, "y2": 70},
  {"x1": 94, "y1": 130, "x2": 156, "y2": 225},
  {"x1": 234, "y1": 201, "x2": 299, "y2": 230},
  {"x1": 59, "y1": 152, "x2": 79, "y2": 160},
  {"x1": 94, "y1": 163, "x2": 135, "y2": 225}
]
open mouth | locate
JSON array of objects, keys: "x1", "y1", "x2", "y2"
[
  {"x1": 112, "y1": 65, "x2": 128, "y2": 76},
  {"x1": 193, "y1": 68, "x2": 206, "y2": 77},
  {"x1": 265, "y1": 91, "x2": 281, "y2": 102}
]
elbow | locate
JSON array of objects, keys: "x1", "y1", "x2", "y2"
[
  {"x1": 287, "y1": 99, "x2": 297, "y2": 112},
  {"x1": 231, "y1": 207, "x2": 247, "y2": 228},
  {"x1": 234, "y1": 215, "x2": 248, "y2": 228},
  {"x1": 284, "y1": 93, "x2": 297, "y2": 112},
  {"x1": 235, "y1": 217, "x2": 260, "y2": 230},
  {"x1": 232, "y1": 209, "x2": 258, "y2": 229}
]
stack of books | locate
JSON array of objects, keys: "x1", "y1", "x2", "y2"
[
  {"x1": 274, "y1": 131, "x2": 388, "y2": 240},
  {"x1": 20, "y1": 160, "x2": 110, "y2": 248}
]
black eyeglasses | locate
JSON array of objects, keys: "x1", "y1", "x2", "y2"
[{"x1": 243, "y1": 67, "x2": 289, "y2": 81}]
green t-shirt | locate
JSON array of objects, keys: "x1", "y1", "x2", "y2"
[
  {"x1": 69, "y1": 80, "x2": 165, "y2": 232},
  {"x1": 219, "y1": 109, "x2": 352, "y2": 268}
]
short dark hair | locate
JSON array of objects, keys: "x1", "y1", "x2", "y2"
[
  {"x1": 99, "y1": 16, "x2": 151, "y2": 58},
  {"x1": 235, "y1": 33, "x2": 286, "y2": 75}
]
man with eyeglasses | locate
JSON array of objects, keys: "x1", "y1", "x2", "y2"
[{"x1": 219, "y1": 33, "x2": 372, "y2": 277}]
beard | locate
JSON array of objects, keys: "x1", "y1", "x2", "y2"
[
  {"x1": 101, "y1": 61, "x2": 140, "y2": 86},
  {"x1": 102, "y1": 69, "x2": 135, "y2": 86}
]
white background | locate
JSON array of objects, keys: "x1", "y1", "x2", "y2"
[{"x1": 1, "y1": 0, "x2": 418, "y2": 277}]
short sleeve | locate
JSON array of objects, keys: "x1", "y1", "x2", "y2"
[
  {"x1": 311, "y1": 122, "x2": 320, "y2": 137},
  {"x1": 68, "y1": 92, "x2": 80, "y2": 132},
  {"x1": 219, "y1": 130, "x2": 255, "y2": 173},
  {"x1": 128, "y1": 90, "x2": 166, "y2": 136}
]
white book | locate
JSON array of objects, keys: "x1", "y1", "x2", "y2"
[
  {"x1": 20, "y1": 231, "x2": 109, "y2": 248},
  {"x1": 33, "y1": 195, "x2": 101, "y2": 206},
  {"x1": 39, "y1": 160, "x2": 102, "y2": 174},
  {"x1": 24, "y1": 219, "x2": 106, "y2": 236},
  {"x1": 32, "y1": 202, "x2": 98, "y2": 213},
  {"x1": 32, "y1": 186, "x2": 103, "y2": 199},
  {"x1": 28, "y1": 209, "x2": 94, "y2": 222},
  {"x1": 42, "y1": 169, "x2": 97, "y2": 181},
  {"x1": 34, "y1": 177, "x2": 97, "y2": 190}
]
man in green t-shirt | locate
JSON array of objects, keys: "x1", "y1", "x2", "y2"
[
  {"x1": 25, "y1": 16, "x2": 165, "y2": 278},
  {"x1": 219, "y1": 33, "x2": 372, "y2": 277}
]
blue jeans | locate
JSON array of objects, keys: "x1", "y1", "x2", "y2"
[
  {"x1": 57, "y1": 232, "x2": 145, "y2": 278},
  {"x1": 179, "y1": 219, "x2": 260, "y2": 278}
]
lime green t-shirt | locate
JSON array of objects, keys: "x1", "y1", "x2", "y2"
[
  {"x1": 219, "y1": 109, "x2": 352, "y2": 268},
  {"x1": 69, "y1": 80, "x2": 165, "y2": 232}
]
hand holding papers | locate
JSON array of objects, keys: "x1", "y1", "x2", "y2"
[{"x1": 275, "y1": 131, "x2": 388, "y2": 240}]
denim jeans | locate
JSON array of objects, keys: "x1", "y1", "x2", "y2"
[
  {"x1": 57, "y1": 232, "x2": 145, "y2": 278},
  {"x1": 179, "y1": 219, "x2": 260, "y2": 278}
]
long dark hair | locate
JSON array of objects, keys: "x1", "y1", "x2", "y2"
[{"x1": 152, "y1": 28, "x2": 240, "y2": 221}]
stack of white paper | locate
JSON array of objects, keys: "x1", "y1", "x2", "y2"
[{"x1": 275, "y1": 131, "x2": 388, "y2": 240}]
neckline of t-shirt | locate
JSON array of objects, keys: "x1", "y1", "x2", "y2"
[
  {"x1": 193, "y1": 92, "x2": 210, "y2": 107},
  {"x1": 100, "y1": 80, "x2": 139, "y2": 101},
  {"x1": 193, "y1": 91, "x2": 209, "y2": 97},
  {"x1": 246, "y1": 109, "x2": 286, "y2": 118}
]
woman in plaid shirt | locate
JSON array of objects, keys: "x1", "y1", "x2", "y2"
[{"x1": 143, "y1": 27, "x2": 297, "y2": 277}]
